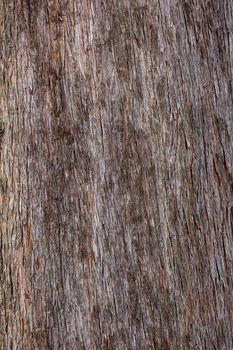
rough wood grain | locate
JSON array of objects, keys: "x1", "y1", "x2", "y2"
[{"x1": 0, "y1": 0, "x2": 233, "y2": 349}]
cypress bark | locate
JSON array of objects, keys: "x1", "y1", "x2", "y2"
[{"x1": 0, "y1": 0, "x2": 232, "y2": 349}]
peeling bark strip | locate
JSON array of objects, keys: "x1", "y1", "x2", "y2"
[{"x1": 0, "y1": 0, "x2": 233, "y2": 349}]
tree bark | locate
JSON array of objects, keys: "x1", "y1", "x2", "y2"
[{"x1": 0, "y1": 0, "x2": 233, "y2": 349}]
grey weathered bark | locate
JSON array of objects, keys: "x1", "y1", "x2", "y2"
[{"x1": 0, "y1": 0, "x2": 233, "y2": 349}]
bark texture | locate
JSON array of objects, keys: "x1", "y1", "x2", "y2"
[{"x1": 0, "y1": 0, "x2": 233, "y2": 349}]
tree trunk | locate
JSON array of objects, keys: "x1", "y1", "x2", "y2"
[{"x1": 0, "y1": 0, "x2": 232, "y2": 349}]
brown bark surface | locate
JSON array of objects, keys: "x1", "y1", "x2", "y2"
[{"x1": 0, "y1": 0, "x2": 233, "y2": 349}]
